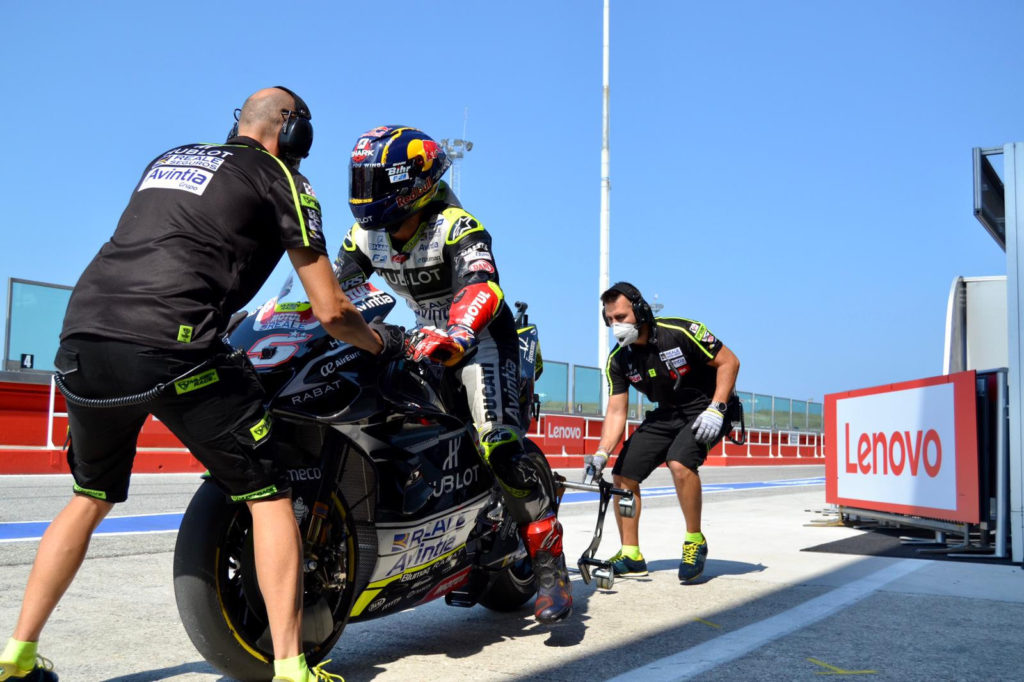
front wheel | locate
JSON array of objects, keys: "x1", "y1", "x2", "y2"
[{"x1": 172, "y1": 480, "x2": 356, "y2": 681}]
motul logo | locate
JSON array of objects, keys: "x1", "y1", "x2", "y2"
[
  {"x1": 467, "y1": 290, "x2": 489, "y2": 314},
  {"x1": 844, "y1": 423, "x2": 942, "y2": 477}
]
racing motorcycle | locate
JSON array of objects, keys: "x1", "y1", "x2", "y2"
[{"x1": 171, "y1": 280, "x2": 553, "y2": 681}]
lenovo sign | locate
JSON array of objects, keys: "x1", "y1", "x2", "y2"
[
  {"x1": 543, "y1": 415, "x2": 587, "y2": 453},
  {"x1": 825, "y1": 371, "x2": 979, "y2": 523}
]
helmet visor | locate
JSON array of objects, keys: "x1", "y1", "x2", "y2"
[{"x1": 349, "y1": 165, "x2": 391, "y2": 203}]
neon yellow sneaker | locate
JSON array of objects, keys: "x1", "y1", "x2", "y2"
[
  {"x1": 0, "y1": 655, "x2": 58, "y2": 682},
  {"x1": 607, "y1": 550, "x2": 648, "y2": 577},
  {"x1": 678, "y1": 538, "x2": 708, "y2": 583},
  {"x1": 272, "y1": 659, "x2": 345, "y2": 681}
]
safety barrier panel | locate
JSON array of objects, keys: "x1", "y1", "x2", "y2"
[{"x1": 0, "y1": 380, "x2": 823, "y2": 474}]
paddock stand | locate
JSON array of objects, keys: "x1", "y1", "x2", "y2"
[{"x1": 557, "y1": 475, "x2": 635, "y2": 590}]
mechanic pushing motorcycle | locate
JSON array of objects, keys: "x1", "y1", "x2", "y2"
[{"x1": 334, "y1": 125, "x2": 572, "y2": 624}]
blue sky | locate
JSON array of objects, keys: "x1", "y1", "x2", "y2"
[{"x1": 0, "y1": 1, "x2": 1019, "y2": 401}]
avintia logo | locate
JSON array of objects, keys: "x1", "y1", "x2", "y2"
[
  {"x1": 145, "y1": 166, "x2": 209, "y2": 184},
  {"x1": 138, "y1": 165, "x2": 213, "y2": 196}
]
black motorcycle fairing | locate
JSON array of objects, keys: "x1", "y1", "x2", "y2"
[
  {"x1": 228, "y1": 282, "x2": 398, "y2": 424},
  {"x1": 274, "y1": 339, "x2": 382, "y2": 423},
  {"x1": 376, "y1": 359, "x2": 449, "y2": 419},
  {"x1": 174, "y1": 282, "x2": 547, "y2": 680},
  {"x1": 332, "y1": 417, "x2": 490, "y2": 526}
]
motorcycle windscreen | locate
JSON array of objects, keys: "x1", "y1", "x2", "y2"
[
  {"x1": 344, "y1": 281, "x2": 396, "y2": 323},
  {"x1": 377, "y1": 361, "x2": 447, "y2": 417}
]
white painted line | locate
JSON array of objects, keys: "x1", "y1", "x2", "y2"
[
  {"x1": 606, "y1": 559, "x2": 924, "y2": 681},
  {"x1": 0, "y1": 529, "x2": 179, "y2": 544}
]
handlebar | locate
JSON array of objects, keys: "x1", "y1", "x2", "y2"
[{"x1": 561, "y1": 479, "x2": 634, "y2": 500}]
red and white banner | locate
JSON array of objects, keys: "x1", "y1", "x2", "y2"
[
  {"x1": 825, "y1": 371, "x2": 979, "y2": 523},
  {"x1": 542, "y1": 415, "x2": 587, "y2": 453}
]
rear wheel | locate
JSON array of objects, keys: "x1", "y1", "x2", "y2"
[
  {"x1": 172, "y1": 480, "x2": 356, "y2": 681},
  {"x1": 477, "y1": 547, "x2": 536, "y2": 612},
  {"x1": 523, "y1": 437, "x2": 560, "y2": 511},
  {"x1": 476, "y1": 437, "x2": 559, "y2": 612}
]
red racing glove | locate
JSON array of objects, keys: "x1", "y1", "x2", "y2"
[{"x1": 406, "y1": 326, "x2": 469, "y2": 367}]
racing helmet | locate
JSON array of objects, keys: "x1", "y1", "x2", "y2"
[{"x1": 349, "y1": 126, "x2": 451, "y2": 231}]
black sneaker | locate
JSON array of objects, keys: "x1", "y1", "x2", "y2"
[
  {"x1": 0, "y1": 656, "x2": 58, "y2": 682},
  {"x1": 678, "y1": 538, "x2": 708, "y2": 583},
  {"x1": 532, "y1": 551, "x2": 573, "y2": 624},
  {"x1": 608, "y1": 551, "x2": 649, "y2": 577}
]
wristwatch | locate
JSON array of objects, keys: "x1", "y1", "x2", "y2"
[{"x1": 709, "y1": 401, "x2": 727, "y2": 414}]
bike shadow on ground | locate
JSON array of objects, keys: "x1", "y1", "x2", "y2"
[
  {"x1": 96, "y1": 586, "x2": 603, "y2": 682},
  {"x1": 315, "y1": 580, "x2": 604, "y2": 681},
  {"x1": 101, "y1": 660, "x2": 219, "y2": 682}
]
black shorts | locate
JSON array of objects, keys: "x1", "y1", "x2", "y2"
[
  {"x1": 611, "y1": 406, "x2": 729, "y2": 483},
  {"x1": 55, "y1": 335, "x2": 289, "y2": 504}
]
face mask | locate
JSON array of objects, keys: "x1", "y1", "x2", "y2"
[{"x1": 612, "y1": 322, "x2": 640, "y2": 346}]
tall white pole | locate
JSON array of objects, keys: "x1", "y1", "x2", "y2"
[{"x1": 599, "y1": 0, "x2": 611, "y2": 410}]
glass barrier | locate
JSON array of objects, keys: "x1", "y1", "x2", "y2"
[
  {"x1": 753, "y1": 394, "x2": 774, "y2": 429},
  {"x1": 737, "y1": 391, "x2": 753, "y2": 425},
  {"x1": 808, "y1": 402, "x2": 823, "y2": 431},
  {"x1": 572, "y1": 365, "x2": 602, "y2": 415},
  {"x1": 791, "y1": 400, "x2": 808, "y2": 429},
  {"x1": 628, "y1": 386, "x2": 643, "y2": 419},
  {"x1": 536, "y1": 360, "x2": 569, "y2": 413},
  {"x1": 774, "y1": 397, "x2": 792, "y2": 430},
  {"x1": 5, "y1": 279, "x2": 73, "y2": 372}
]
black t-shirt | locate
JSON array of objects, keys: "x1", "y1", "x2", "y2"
[
  {"x1": 61, "y1": 137, "x2": 326, "y2": 349},
  {"x1": 606, "y1": 317, "x2": 724, "y2": 414}
]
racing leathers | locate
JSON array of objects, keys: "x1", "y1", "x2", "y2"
[
  {"x1": 334, "y1": 183, "x2": 552, "y2": 520},
  {"x1": 334, "y1": 182, "x2": 571, "y2": 622}
]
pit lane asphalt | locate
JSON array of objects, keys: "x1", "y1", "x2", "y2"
[{"x1": 1, "y1": 465, "x2": 1021, "y2": 681}]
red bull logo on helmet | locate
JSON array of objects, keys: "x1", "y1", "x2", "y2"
[
  {"x1": 408, "y1": 138, "x2": 440, "y2": 171},
  {"x1": 395, "y1": 176, "x2": 436, "y2": 208}
]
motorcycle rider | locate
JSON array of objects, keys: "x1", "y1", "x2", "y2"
[
  {"x1": 0, "y1": 87, "x2": 383, "y2": 682},
  {"x1": 334, "y1": 125, "x2": 572, "y2": 624}
]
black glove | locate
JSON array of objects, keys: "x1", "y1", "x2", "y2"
[{"x1": 369, "y1": 317, "x2": 405, "y2": 357}]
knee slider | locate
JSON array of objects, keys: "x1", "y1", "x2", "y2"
[
  {"x1": 478, "y1": 426, "x2": 521, "y2": 464},
  {"x1": 479, "y1": 427, "x2": 533, "y2": 495}
]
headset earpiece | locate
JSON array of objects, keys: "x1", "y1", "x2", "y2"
[
  {"x1": 602, "y1": 281, "x2": 653, "y2": 327},
  {"x1": 226, "y1": 89, "x2": 312, "y2": 161},
  {"x1": 227, "y1": 108, "x2": 241, "y2": 142},
  {"x1": 273, "y1": 85, "x2": 313, "y2": 164}
]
